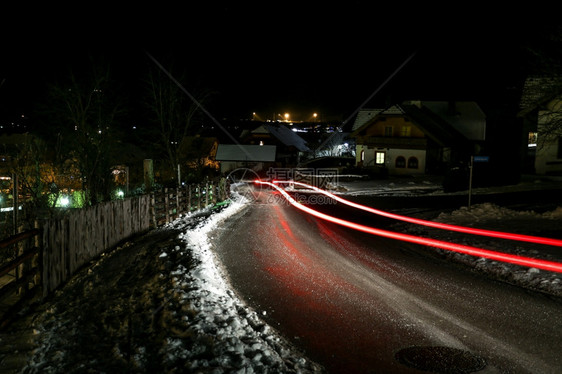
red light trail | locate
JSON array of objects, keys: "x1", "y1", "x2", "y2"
[
  {"x1": 273, "y1": 180, "x2": 562, "y2": 248},
  {"x1": 255, "y1": 180, "x2": 562, "y2": 273}
]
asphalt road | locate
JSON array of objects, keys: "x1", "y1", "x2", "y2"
[{"x1": 211, "y1": 188, "x2": 562, "y2": 373}]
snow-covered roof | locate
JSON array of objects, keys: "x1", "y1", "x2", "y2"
[
  {"x1": 352, "y1": 102, "x2": 485, "y2": 143},
  {"x1": 351, "y1": 106, "x2": 404, "y2": 131},
  {"x1": 251, "y1": 124, "x2": 310, "y2": 152},
  {"x1": 215, "y1": 144, "x2": 276, "y2": 162}
]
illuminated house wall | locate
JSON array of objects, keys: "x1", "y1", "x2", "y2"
[
  {"x1": 519, "y1": 77, "x2": 562, "y2": 175},
  {"x1": 535, "y1": 100, "x2": 562, "y2": 175}
]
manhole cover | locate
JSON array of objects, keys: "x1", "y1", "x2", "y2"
[{"x1": 395, "y1": 346, "x2": 486, "y2": 373}]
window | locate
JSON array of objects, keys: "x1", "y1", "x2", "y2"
[
  {"x1": 375, "y1": 151, "x2": 386, "y2": 165},
  {"x1": 528, "y1": 132, "x2": 537, "y2": 147},
  {"x1": 395, "y1": 156, "x2": 406, "y2": 168},
  {"x1": 360, "y1": 150, "x2": 365, "y2": 161},
  {"x1": 384, "y1": 126, "x2": 393, "y2": 136},
  {"x1": 407, "y1": 156, "x2": 418, "y2": 169},
  {"x1": 401, "y1": 126, "x2": 411, "y2": 137}
]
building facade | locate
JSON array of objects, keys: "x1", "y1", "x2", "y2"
[{"x1": 351, "y1": 102, "x2": 486, "y2": 176}]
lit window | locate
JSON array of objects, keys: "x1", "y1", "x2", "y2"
[
  {"x1": 401, "y1": 126, "x2": 411, "y2": 137},
  {"x1": 375, "y1": 151, "x2": 385, "y2": 165},
  {"x1": 528, "y1": 132, "x2": 537, "y2": 147},
  {"x1": 360, "y1": 150, "x2": 365, "y2": 161}
]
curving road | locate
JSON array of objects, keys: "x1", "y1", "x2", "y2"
[{"x1": 211, "y1": 188, "x2": 562, "y2": 373}]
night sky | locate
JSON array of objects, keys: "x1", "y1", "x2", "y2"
[{"x1": 1, "y1": 3, "x2": 560, "y2": 125}]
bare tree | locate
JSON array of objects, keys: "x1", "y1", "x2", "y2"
[
  {"x1": 44, "y1": 58, "x2": 123, "y2": 205},
  {"x1": 3, "y1": 134, "x2": 79, "y2": 223},
  {"x1": 145, "y1": 63, "x2": 211, "y2": 184}
]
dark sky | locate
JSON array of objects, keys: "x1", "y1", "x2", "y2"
[{"x1": 1, "y1": 3, "x2": 559, "y2": 124}]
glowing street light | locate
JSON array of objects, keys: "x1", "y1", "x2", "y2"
[{"x1": 60, "y1": 196, "x2": 70, "y2": 207}]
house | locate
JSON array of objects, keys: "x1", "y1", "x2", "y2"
[
  {"x1": 350, "y1": 101, "x2": 486, "y2": 176},
  {"x1": 177, "y1": 136, "x2": 219, "y2": 173},
  {"x1": 518, "y1": 76, "x2": 562, "y2": 175},
  {"x1": 215, "y1": 144, "x2": 276, "y2": 174},
  {"x1": 240, "y1": 124, "x2": 310, "y2": 166}
]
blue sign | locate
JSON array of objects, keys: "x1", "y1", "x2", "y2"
[{"x1": 473, "y1": 156, "x2": 489, "y2": 163}]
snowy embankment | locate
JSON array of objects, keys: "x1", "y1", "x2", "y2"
[
  {"x1": 335, "y1": 176, "x2": 562, "y2": 297},
  {"x1": 21, "y1": 194, "x2": 324, "y2": 374},
  {"x1": 396, "y1": 202, "x2": 562, "y2": 297},
  {"x1": 161, "y1": 195, "x2": 325, "y2": 373}
]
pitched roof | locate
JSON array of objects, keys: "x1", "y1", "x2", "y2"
[
  {"x1": 351, "y1": 106, "x2": 404, "y2": 131},
  {"x1": 400, "y1": 103, "x2": 470, "y2": 146},
  {"x1": 420, "y1": 101, "x2": 486, "y2": 141},
  {"x1": 351, "y1": 103, "x2": 470, "y2": 147},
  {"x1": 251, "y1": 124, "x2": 310, "y2": 152},
  {"x1": 215, "y1": 144, "x2": 276, "y2": 162}
]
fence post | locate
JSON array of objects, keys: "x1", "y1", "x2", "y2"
[
  {"x1": 164, "y1": 188, "x2": 170, "y2": 224},
  {"x1": 218, "y1": 177, "x2": 226, "y2": 202},
  {"x1": 175, "y1": 187, "x2": 180, "y2": 217},
  {"x1": 188, "y1": 185, "x2": 192, "y2": 213},
  {"x1": 212, "y1": 181, "x2": 217, "y2": 204},
  {"x1": 150, "y1": 192, "x2": 156, "y2": 228},
  {"x1": 205, "y1": 181, "x2": 209, "y2": 208},
  {"x1": 197, "y1": 185, "x2": 201, "y2": 211}
]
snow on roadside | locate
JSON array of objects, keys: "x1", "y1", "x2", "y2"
[
  {"x1": 163, "y1": 194, "x2": 325, "y2": 373},
  {"x1": 397, "y1": 202, "x2": 562, "y2": 297}
]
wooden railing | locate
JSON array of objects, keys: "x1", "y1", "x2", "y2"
[
  {"x1": 0, "y1": 178, "x2": 231, "y2": 328},
  {"x1": 151, "y1": 179, "x2": 229, "y2": 227},
  {"x1": 42, "y1": 196, "x2": 152, "y2": 297},
  {"x1": 0, "y1": 228, "x2": 42, "y2": 328}
]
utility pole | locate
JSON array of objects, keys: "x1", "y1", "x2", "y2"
[{"x1": 468, "y1": 155, "x2": 490, "y2": 210}]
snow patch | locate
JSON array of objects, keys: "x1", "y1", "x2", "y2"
[
  {"x1": 161, "y1": 194, "x2": 324, "y2": 372},
  {"x1": 398, "y1": 203, "x2": 562, "y2": 296}
]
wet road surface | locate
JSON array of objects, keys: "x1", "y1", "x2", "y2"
[{"x1": 211, "y1": 189, "x2": 562, "y2": 373}]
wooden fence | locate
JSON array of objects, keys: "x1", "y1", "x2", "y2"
[
  {"x1": 151, "y1": 179, "x2": 229, "y2": 227},
  {"x1": 0, "y1": 179, "x2": 230, "y2": 327},
  {"x1": 0, "y1": 228, "x2": 42, "y2": 328},
  {"x1": 42, "y1": 195, "x2": 151, "y2": 297}
]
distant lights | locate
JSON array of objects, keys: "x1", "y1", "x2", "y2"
[{"x1": 59, "y1": 196, "x2": 70, "y2": 207}]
